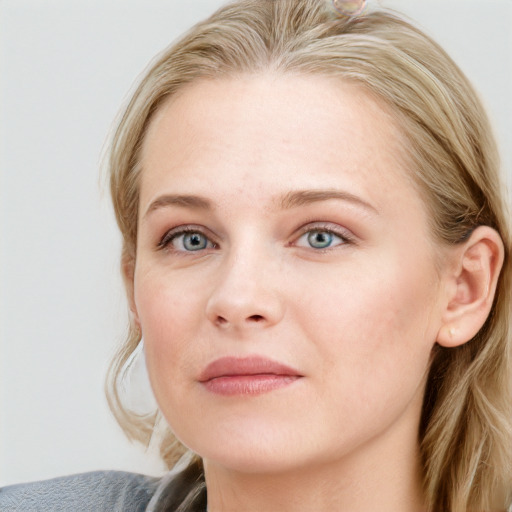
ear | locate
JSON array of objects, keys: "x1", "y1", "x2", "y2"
[
  {"x1": 122, "y1": 253, "x2": 141, "y2": 330},
  {"x1": 437, "y1": 226, "x2": 504, "y2": 347}
]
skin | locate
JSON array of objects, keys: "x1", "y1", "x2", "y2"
[{"x1": 128, "y1": 74, "x2": 490, "y2": 511}]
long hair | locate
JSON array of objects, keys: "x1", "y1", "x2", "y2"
[{"x1": 105, "y1": 1, "x2": 512, "y2": 510}]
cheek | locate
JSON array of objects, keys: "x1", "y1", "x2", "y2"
[
  {"x1": 133, "y1": 271, "x2": 205, "y2": 403},
  {"x1": 135, "y1": 263, "x2": 207, "y2": 338},
  {"x1": 303, "y1": 253, "x2": 438, "y2": 335},
  {"x1": 298, "y1": 253, "x2": 440, "y2": 394}
]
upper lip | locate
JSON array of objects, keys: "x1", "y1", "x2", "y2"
[{"x1": 198, "y1": 356, "x2": 302, "y2": 382}]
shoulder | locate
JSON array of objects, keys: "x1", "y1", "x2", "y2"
[{"x1": 0, "y1": 470, "x2": 160, "y2": 512}]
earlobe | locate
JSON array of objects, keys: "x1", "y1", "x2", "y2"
[
  {"x1": 437, "y1": 226, "x2": 504, "y2": 348},
  {"x1": 122, "y1": 254, "x2": 141, "y2": 329}
]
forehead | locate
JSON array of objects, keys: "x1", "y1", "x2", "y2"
[{"x1": 139, "y1": 73, "x2": 417, "y2": 217}]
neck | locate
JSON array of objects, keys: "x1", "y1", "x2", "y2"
[{"x1": 203, "y1": 417, "x2": 426, "y2": 512}]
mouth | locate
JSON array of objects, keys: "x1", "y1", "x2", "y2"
[{"x1": 198, "y1": 356, "x2": 303, "y2": 396}]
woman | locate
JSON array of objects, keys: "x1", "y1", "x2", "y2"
[{"x1": 2, "y1": 0, "x2": 510, "y2": 511}]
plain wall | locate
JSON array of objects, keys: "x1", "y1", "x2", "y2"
[{"x1": 1, "y1": 0, "x2": 511, "y2": 486}]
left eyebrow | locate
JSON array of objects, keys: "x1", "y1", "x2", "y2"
[
  {"x1": 143, "y1": 194, "x2": 213, "y2": 219},
  {"x1": 279, "y1": 189, "x2": 379, "y2": 214}
]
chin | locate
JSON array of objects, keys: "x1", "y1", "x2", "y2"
[
  {"x1": 202, "y1": 447, "x2": 310, "y2": 475},
  {"x1": 181, "y1": 421, "x2": 331, "y2": 476}
]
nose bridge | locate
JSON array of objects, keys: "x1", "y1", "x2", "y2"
[{"x1": 206, "y1": 233, "x2": 284, "y2": 329}]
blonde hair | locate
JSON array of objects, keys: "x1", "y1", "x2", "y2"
[{"x1": 106, "y1": 1, "x2": 512, "y2": 510}]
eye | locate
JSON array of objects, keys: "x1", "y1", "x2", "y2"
[
  {"x1": 159, "y1": 228, "x2": 215, "y2": 252},
  {"x1": 180, "y1": 232, "x2": 210, "y2": 251},
  {"x1": 295, "y1": 228, "x2": 347, "y2": 250}
]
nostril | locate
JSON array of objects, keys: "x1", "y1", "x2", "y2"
[
  {"x1": 248, "y1": 315, "x2": 264, "y2": 322},
  {"x1": 216, "y1": 316, "x2": 228, "y2": 326}
]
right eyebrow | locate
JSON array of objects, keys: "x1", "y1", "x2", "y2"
[
  {"x1": 143, "y1": 194, "x2": 212, "y2": 219},
  {"x1": 279, "y1": 189, "x2": 379, "y2": 215}
]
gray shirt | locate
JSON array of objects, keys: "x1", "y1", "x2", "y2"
[{"x1": 0, "y1": 459, "x2": 206, "y2": 512}]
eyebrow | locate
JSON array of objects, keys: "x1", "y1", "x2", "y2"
[
  {"x1": 144, "y1": 194, "x2": 212, "y2": 218},
  {"x1": 143, "y1": 188, "x2": 378, "y2": 219},
  {"x1": 279, "y1": 189, "x2": 378, "y2": 214}
]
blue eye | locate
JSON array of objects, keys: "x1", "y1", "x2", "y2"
[
  {"x1": 307, "y1": 230, "x2": 334, "y2": 248},
  {"x1": 160, "y1": 229, "x2": 214, "y2": 252},
  {"x1": 181, "y1": 232, "x2": 209, "y2": 251},
  {"x1": 296, "y1": 229, "x2": 345, "y2": 249}
]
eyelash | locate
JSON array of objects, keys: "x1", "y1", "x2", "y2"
[
  {"x1": 157, "y1": 226, "x2": 217, "y2": 252},
  {"x1": 293, "y1": 223, "x2": 354, "y2": 251},
  {"x1": 157, "y1": 223, "x2": 354, "y2": 253}
]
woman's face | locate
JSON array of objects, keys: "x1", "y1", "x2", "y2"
[{"x1": 132, "y1": 74, "x2": 451, "y2": 474}]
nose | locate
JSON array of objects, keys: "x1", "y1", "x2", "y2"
[{"x1": 205, "y1": 249, "x2": 285, "y2": 330}]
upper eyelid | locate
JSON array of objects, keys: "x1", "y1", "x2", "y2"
[
  {"x1": 293, "y1": 222, "x2": 353, "y2": 239},
  {"x1": 295, "y1": 229, "x2": 349, "y2": 246}
]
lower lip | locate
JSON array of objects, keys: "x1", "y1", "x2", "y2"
[{"x1": 202, "y1": 374, "x2": 301, "y2": 396}]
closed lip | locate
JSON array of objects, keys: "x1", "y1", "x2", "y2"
[{"x1": 198, "y1": 356, "x2": 302, "y2": 382}]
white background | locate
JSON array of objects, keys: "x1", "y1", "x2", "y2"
[{"x1": 1, "y1": 0, "x2": 511, "y2": 486}]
